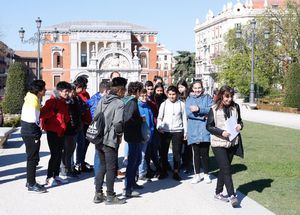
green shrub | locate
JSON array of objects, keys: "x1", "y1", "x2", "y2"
[
  {"x1": 284, "y1": 63, "x2": 300, "y2": 109},
  {"x1": 3, "y1": 115, "x2": 21, "y2": 127},
  {"x1": 2, "y1": 62, "x2": 27, "y2": 114}
]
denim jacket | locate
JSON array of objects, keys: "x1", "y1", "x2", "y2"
[{"x1": 186, "y1": 94, "x2": 213, "y2": 144}]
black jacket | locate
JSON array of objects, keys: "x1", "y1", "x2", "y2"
[
  {"x1": 65, "y1": 97, "x2": 82, "y2": 136},
  {"x1": 206, "y1": 103, "x2": 244, "y2": 158},
  {"x1": 124, "y1": 98, "x2": 143, "y2": 143}
]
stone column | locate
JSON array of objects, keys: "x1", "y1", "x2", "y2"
[
  {"x1": 78, "y1": 42, "x2": 81, "y2": 67},
  {"x1": 96, "y1": 42, "x2": 98, "y2": 54},
  {"x1": 70, "y1": 41, "x2": 78, "y2": 69},
  {"x1": 87, "y1": 41, "x2": 90, "y2": 66}
]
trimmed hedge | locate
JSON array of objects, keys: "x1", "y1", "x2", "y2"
[
  {"x1": 2, "y1": 62, "x2": 27, "y2": 114},
  {"x1": 284, "y1": 63, "x2": 300, "y2": 109}
]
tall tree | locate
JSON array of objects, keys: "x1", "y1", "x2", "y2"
[
  {"x1": 172, "y1": 51, "x2": 195, "y2": 84},
  {"x1": 2, "y1": 62, "x2": 27, "y2": 114}
]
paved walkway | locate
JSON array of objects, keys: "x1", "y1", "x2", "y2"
[
  {"x1": 239, "y1": 103, "x2": 300, "y2": 130},
  {"x1": 0, "y1": 128, "x2": 274, "y2": 215}
]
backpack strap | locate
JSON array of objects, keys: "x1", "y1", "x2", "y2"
[{"x1": 161, "y1": 101, "x2": 167, "y2": 122}]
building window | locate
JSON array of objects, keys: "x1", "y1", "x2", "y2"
[
  {"x1": 156, "y1": 63, "x2": 160, "y2": 69},
  {"x1": 164, "y1": 55, "x2": 167, "y2": 60},
  {"x1": 80, "y1": 42, "x2": 87, "y2": 67},
  {"x1": 140, "y1": 35, "x2": 145, "y2": 42},
  {"x1": 81, "y1": 53, "x2": 87, "y2": 67},
  {"x1": 164, "y1": 71, "x2": 168, "y2": 77},
  {"x1": 140, "y1": 53, "x2": 147, "y2": 68},
  {"x1": 140, "y1": 74, "x2": 147, "y2": 83},
  {"x1": 53, "y1": 75, "x2": 60, "y2": 87},
  {"x1": 53, "y1": 52, "x2": 63, "y2": 68},
  {"x1": 164, "y1": 63, "x2": 168, "y2": 70}
]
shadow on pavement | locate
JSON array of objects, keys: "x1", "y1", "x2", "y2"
[
  {"x1": 0, "y1": 152, "x2": 49, "y2": 167},
  {"x1": 0, "y1": 168, "x2": 46, "y2": 185},
  {"x1": 237, "y1": 179, "x2": 274, "y2": 203}
]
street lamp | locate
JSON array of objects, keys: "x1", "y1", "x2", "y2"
[
  {"x1": 235, "y1": 19, "x2": 270, "y2": 104},
  {"x1": 18, "y1": 17, "x2": 42, "y2": 79},
  {"x1": 18, "y1": 18, "x2": 59, "y2": 80},
  {"x1": 250, "y1": 19, "x2": 256, "y2": 104}
]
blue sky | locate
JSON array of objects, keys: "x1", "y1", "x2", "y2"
[{"x1": 0, "y1": 0, "x2": 230, "y2": 53}]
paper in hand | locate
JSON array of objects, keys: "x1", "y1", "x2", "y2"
[{"x1": 225, "y1": 116, "x2": 239, "y2": 141}]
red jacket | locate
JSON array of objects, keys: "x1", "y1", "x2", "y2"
[
  {"x1": 40, "y1": 96, "x2": 70, "y2": 137},
  {"x1": 77, "y1": 89, "x2": 92, "y2": 125}
]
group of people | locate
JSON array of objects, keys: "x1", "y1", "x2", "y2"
[{"x1": 21, "y1": 72, "x2": 244, "y2": 208}]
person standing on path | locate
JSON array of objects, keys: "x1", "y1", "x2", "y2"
[
  {"x1": 93, "y1": 77, "x2": 127, "y2": 205},
  {"x1": 123, "y1": 82, "x2": 145, "y2": 198},
  {"x1": 87, "y1": 81, "x2": 110, "y2": 178},
  {"x1": 186, "y1": 80, "x2": 213, "y2": 184},
  {"x1": 177, "y1": 79, "x2": 193, "y2": 174},
  {"x1": 157, "y1": 86, "x2": 187, "y2": 181},
  {"x1": 21, "y1": 80, "x2": 47, "y2": 193},
  {"x1": 206, "y1": 85, "x2": 244, "y2": 208},
  {"x1": 40, "y1": 81, "x2": 71, "y2": 187}
]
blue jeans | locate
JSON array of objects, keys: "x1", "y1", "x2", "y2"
[
  {"x1": 125, "y1": 143, "x2": 142, "y2": 190},
  {"x1": 94, "y1": 148, "x2": 101, "y2": 177},
  {"x1": 76, "y1": 129, "x2": 85, "y2": 165},
  {"x1": 138, "y1": 142, "x2": 149, "y2": 177}
]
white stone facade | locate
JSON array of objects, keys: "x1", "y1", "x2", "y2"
[
  {"x1": 43, "y1": 21, "x2": 158, "y2": 94},
  {"x1": 194, "y1": 0, "x2": 280, "y2": 95}
]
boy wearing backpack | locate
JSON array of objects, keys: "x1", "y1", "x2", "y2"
[{"x1": 93, "y1": 77, "x2": 127, "y2": 205}]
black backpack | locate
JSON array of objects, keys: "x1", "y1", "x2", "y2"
[{"x1": 86, "y1": 101, "x2": 109, "y2": 145}]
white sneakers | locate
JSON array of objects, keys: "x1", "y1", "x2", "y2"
[
  {"x1": 191, "y1": 173, "x2": 212, "y2": 184},
  {"x1": 190, "y1": 174, "x2": 202, "y2": 184},
  {"x1": 55, "y1": 176, "x2": 68, "y2": 184},
  {"x1": 204, "y1": 174, "x2": 212, "y2": 184},
  {"x1": 45, "y1": 176, "x2": 68, "y2": 187},
  {"x1": 45, "y1": 177, "x2": 58, "y2": 187}
]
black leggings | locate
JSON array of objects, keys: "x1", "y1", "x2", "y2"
[
  {"x1": 212, "y1": 146, "x2": 237, "y2": 196},
  {"x1": 191, "y1": 142, "x2": 210, "y2": 174},
  {"x1": 47, "y1": 131, "x2": 64, "y2": 178}
]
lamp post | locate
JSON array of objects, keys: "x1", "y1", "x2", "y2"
[
  {"x1": 250, "y1": 19, "x2": 256, "y2": 104},
  {"x1": 18, "y1": 18, "x2": 59, "y2": 80},
  {"x1": 235, "y1": 19, "x2": 270, "y2": 104}
]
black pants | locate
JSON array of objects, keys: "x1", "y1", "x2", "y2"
[
  {"x1": 160, "y1": 132, "x2": 183, "y2": 173},
  {"x1": 182, "y1": 140, "x2": 192, "y2": 170},
  {"x1": 47, "y1": 131, "x2": 64, "y2": 178},
  {"x1": 62, "y1": 135, "x2": 76, "y2": 170},
  {"x1": 83, "y1": 124, "x2": 90, "y2": 163},
  {"x1": 191, "y1": 142, "x2": 210, "y2": 174},
  {"x1": 22, "y1": 135, "x2": 41, "y2": 186},
  {"x1": 212, "y1": 146, "x2": 237, "y2": 196},
  {"x1": 95, "y1": 145, "x2": 118, "y2": 196},
  {"x1": 145, "y1": 130, "x2": 161, "y2": 172}
]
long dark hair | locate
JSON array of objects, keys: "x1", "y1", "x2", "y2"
[
  {"x1": 177, "y1": 79, "x2": 189, "y2": 101},
  {"x1": 215, "y1": 85, "x2": 235, "y2": 110}
]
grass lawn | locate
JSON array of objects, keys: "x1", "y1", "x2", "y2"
[{"x1": 210, "y1": 121, "x2": 300, "y2": 215}]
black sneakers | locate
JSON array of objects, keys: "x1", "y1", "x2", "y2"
[
  {"x1": 93, "y1": 192, "x2": 106, "y2": 204},
  {"x1": 229, "y1": 195, "x2": 239, "y2": 208},
  {"x1": 214, "y1": 193, "x2": 229, "y2": 202},
  {"x1": 27, "y1": 183, "x2": 47, "y2": 193},
  {"x1": 172, "y1": 172, "x2": 182, "y2": 181}
]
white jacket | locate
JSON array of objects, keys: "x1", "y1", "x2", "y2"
[{"x1": 157, "y1": 99, "x2": 187, "y2": 135}]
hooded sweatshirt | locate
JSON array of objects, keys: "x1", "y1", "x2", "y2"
[
  {"x1": 40, "y1": 90, "x2": 70, "y2": 137},
  {"x1": 94, "y1": 94, "x2": 124, "y2": 149},
  {"x1": 20, "y1": 92, "x2": 42, "y2": 138}
]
